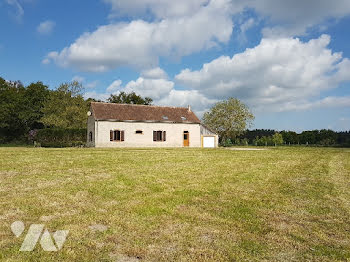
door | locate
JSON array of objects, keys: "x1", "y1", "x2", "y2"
[
  {"x1": 203, "y1": 136, "x2": 215, "y2": 148},
  {"x1": 183, "y1": 131, "x2": 189, "y2": 147}
]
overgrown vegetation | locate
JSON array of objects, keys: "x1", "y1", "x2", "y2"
[
  {"x1": 35, "y1": 128, "x2": 86, "y2": 147},
  {"x1": 1, "y1": 147, "x2": 350, "y2": 261}
]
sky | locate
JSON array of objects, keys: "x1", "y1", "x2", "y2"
[{"x1": 1, "y1": 0, "x2": 350, "y2": 132}]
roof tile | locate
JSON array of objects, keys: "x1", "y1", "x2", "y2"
[{"x1": 90, "y1": 102, "x2": 201, "y2": 124}]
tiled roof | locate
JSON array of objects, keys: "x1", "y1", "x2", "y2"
[{"x1": 90, "y1": 102, "x2": 201, "y2": 124}]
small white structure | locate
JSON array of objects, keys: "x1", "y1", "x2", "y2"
[{"x1": 87, "y1": 102, "x2": 218, "y2": 148}]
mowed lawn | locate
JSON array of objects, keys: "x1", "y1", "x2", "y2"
[{"x1": 1, "y1": 147, "x2": 350, "y2": 261}]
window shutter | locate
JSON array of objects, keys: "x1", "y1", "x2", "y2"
[
  {"x1": 153, "y1": 131, "x2": 157, "y2": 141},
  {"x1": 163, "y1": 131, "x2": 166, "y2": 141},
  {"x1": 121, "y1": 130, "x2": 125, "y2": 141},
  {"x1": 110, "y1": 130, "x2": 113, "y2": 141}
]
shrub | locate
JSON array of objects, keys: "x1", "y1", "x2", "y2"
[
  {"x1": 222, "y1": 138, "x2": 233, "y2": 147},
  {"x1": 36, "y1": 128, "x2": 86, "y2": 147}
]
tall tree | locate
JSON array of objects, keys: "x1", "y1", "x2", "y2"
[
  {"x1": 107, "y1": 91, "x2": 153, "y2": 105},
  {"x1": 40, "y1": 81, "x2": 88, "y2": 129},
  {"x1": 21, "y1": 82, "x2": 49, "y2": 130},
  {"x1": 203, "y1": 98, "x2": 254, "y2": 142},
  {"x1": 0, "y1": 78, "x2": 26, "y2": 141}
]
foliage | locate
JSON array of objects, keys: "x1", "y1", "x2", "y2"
[
  {"x1": 272, "y1": 133, "x2": 284, "y2": 146},
  {"x1": 0, "y1": 78, "x2": 49, "y2": 142},
  {"x1": 40, "y1": 81, "x2": 88, "y2": 129},
  {"x1": 107, "y1": 91, "x2": 153, "y2": 105},
  {"x1": 36, "y1": 128, "x2": 86, "y2": 147},
  {"x1": 222, "y1": 138, "x2": 233, "y2": 147},
  {"x1": 203, "y1": 98, "x2": 254, "y2": 142},
  {"x1": 236, "y1": 129, "x2": 348, "y2": 147}
]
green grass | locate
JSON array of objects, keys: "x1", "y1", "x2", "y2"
[{"x1": 0, "y1": 147, "x2": 350, "y2": 261}]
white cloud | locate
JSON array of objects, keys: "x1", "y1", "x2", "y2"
[
  {"x1": 141, "y1": 67, "x2": 168, "y2": 79},
  {"x1": 72, "y1": 75, "x2": 85, "y2": 82},
  {"x1": 279, "y1": 96, "x2": 350, "y2": 112},
  {"x1": 106, "y1": 79, "x2": 122, "y2": 93},
  {"x1": 44, "y1": 0, "x2": 233, "y2": 72},
  {"x1": 71, "y1": 76, "x2": 98, "y2": 89},
  {"x1": 175, "y1": 35, "x2": 350, "y2": 112},
  {"x1": 104, "y1": 0, "x2": 209, "y2": 19},
  {"x1": 86, "y1": 80, "x2": 99, "y2": 89},
  {"x1": 124, "y1": 77, "x2": 174, "y2": 100},
  {"x1": 240, "y1": 18, "x2": 255, "y2": 33},
  {"x1": 157, "y1": 89, "x2": 217, "y2": 117},
  {"x1": 5, "y1": 0, "x2": 24, "y2": 21},
  {"x1": 37, "y1": 20, "x2": 55, "y2": 35},
  {"x1": 85, "y1": 65, "x2": 214, "y2": 114},
  {"x1": 82, "y1": 35, "x2": 350, "y2": 115},
  {"x1": 244, "y1": 0, "x2": 350, "y2": 37},
  {"x1": 83, "y1": 91, "x2": 110, "y2": 101},
  {"x1": 41, "y1": 58, "x2": 50, "y2": 65},
  {"x1": 44, "y1": 0, "x2": 350, "y2": 72}
]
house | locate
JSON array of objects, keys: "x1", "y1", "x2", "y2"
[{"x1": 86, "y1": 102, "x2": 218, "y2": 148}]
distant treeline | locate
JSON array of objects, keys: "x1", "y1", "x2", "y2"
[{"x1": 223, "y1": 129, "x2": 350, "y2": 147}]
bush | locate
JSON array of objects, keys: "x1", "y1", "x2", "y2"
[
  {"x1": 36, "y1": 128, "x2": 86, "y2": 147},
  {"x1": 221, "y1": 138, "x2": 233, "y2": 147}
]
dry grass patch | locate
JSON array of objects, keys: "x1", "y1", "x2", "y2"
[{"x1": 0, "y1": 147, "x2": 349, "y2": 261}]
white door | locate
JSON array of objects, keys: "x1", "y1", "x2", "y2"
[{"x1": 203, "y1": 136, "x2": 215, "y2": 148}]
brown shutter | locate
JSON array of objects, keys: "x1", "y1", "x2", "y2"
[
  {"x1": 153, "y1": 131, "x2": 157, "y2": 141},
  {"x1": 163, "y1": 131, "x2": 166, "y2": 141},
  {"x1": 110, "y1": 130, "x2": 113, "y2": 141},
  {"x1": 121, "y1": 130, "x2": 125, "y2": 141}
]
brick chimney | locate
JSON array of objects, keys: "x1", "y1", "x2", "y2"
[{"x1": 188, "y1": 105, "x2": 191, "y2": 112}]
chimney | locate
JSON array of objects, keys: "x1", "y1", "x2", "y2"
[{"x1": 188, "y1": 105, "x2": 191, "y2": 112}]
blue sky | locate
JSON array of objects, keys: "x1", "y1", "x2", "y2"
[{"x1": 1, "y1": 0, "x2": 350, "y2": 131}]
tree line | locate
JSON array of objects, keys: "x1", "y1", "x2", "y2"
[
  {"x1": 223, "y1": 129, "x2": 350, "y2": 147},
  {"x1": 0, "y1": 77, "x2": 152, "y2": 144}
]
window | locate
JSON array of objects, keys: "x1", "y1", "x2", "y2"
[
  {"x1": 162, "y1": 116, "x2": 168, "y2": 120},
  {"x1": 184, "y1": 131, "x2": 189, "y2": 140},
  {"x1": 89, "y1": 131, "x2": 93, "y2": 142},
  {"x1": 110, "y1": 130, "x2": 125, "y2": 142},
  {"x1": 135, "y1": 130, "x2": 143, "y2": 134},
  {"x1": 181, "y1": 116, "x2": 187, "y2": 121},
  {"x1": 153, "y1": 131, "x2": 166, "y2": 142}
]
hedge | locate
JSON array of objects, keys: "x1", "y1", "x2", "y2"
[{"x1": 35, "y1": 128, "x2": 87, "y2": 147}]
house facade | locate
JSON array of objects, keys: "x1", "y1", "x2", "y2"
[{"x1": 87, "y1": 102, "x2": 218, "y2": 148}]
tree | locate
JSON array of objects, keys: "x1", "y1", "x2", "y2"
[
  {"x1": 203, "y1": 98, "x2": 254, "y2": 142},
  {"x1": 107, "y1": 91, "x2": 153, "y2": 105},
  {"x1": 40, "y1": 81, "x2": 88, "y2": 129},
  {"x1": 272, "y1": 133, "x2": 284, "y2": 146},
  {"x1": 0, "y1": 78, "x2": 27, "y2": 141},
  {"x1": 22, "y1": 82, "x2": 49, "y2": 130}
]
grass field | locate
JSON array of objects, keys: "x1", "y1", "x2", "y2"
[{"x1": 1, "y1": 147, "x2": 350, "y2": 261}]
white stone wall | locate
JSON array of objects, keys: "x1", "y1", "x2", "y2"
[
  {"x1": 94, "y1": 121, "x2": 201, "y2": 147},
  {"x1": 86, "y1": 115, "x2": 96, "y2": 147}
]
